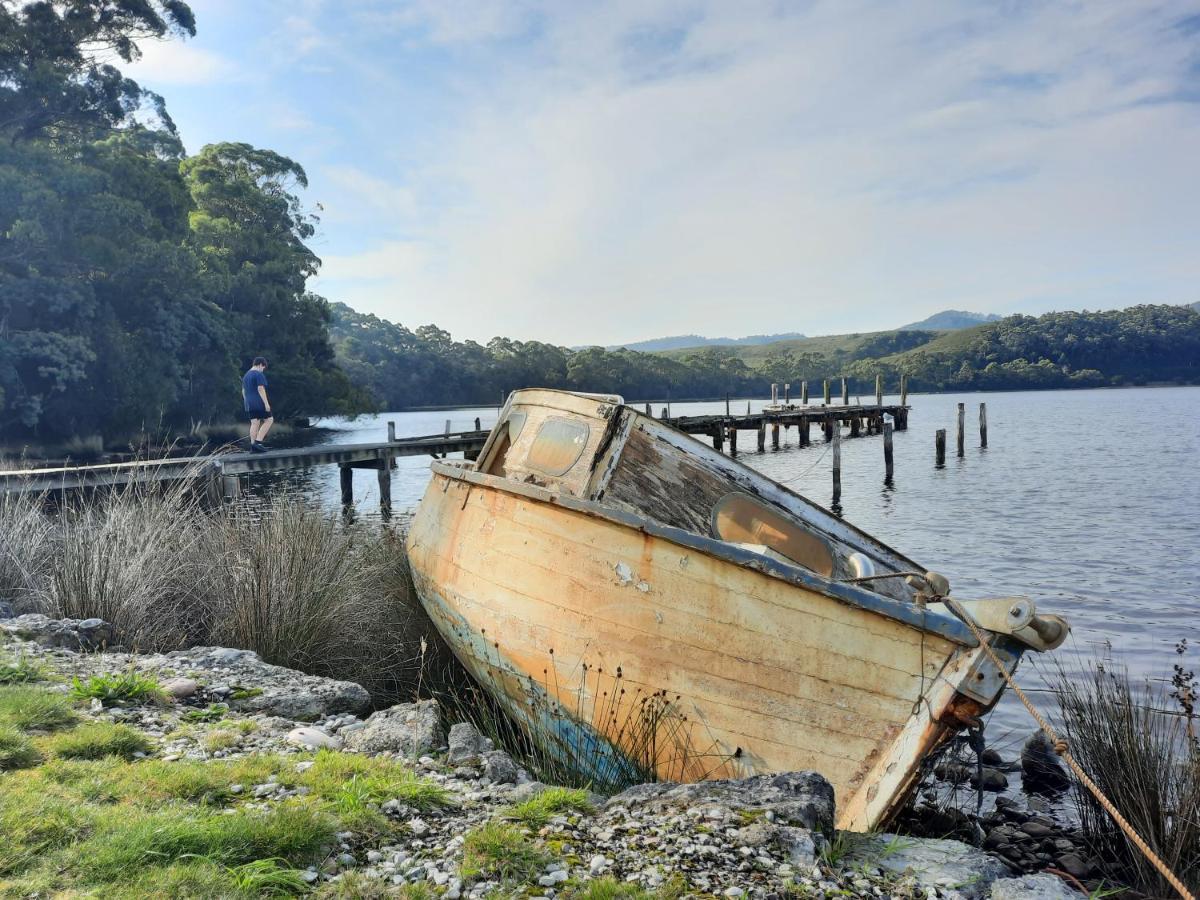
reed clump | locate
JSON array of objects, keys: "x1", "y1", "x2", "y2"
[
  {"x1": 0, "y1": 480, "x2": 437, "y2": 705},
  {"x1": 1049, "y1": 647, "x2": 1200, "y2": 898}
]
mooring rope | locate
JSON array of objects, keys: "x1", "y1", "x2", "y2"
[{"x1": 944, "y1": 597, "x2": 1196, "y2": 900}]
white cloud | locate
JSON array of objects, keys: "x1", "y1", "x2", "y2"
[
  {"x1": 311, "y1": 0, "x2": 1200, "y2": 344},
  {"x1": 127, "y1": 38, "x2": 237, "y2": 86}
]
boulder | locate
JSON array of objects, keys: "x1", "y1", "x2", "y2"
[
  {"x1": 843, "y1": 834, "x2": 1011, "y2": 900},
  {"x1": 609, "y1": 771, "x2": 835, "y2": 832},
  {"x1": 481, "y1": 749, "x2": 518, "y2": 784},
  {"x1": 990, "y1": 874, "x2": 1080, "y2": 899},
  {"x1": 162, "y1": 677, "x2": 199, "y2": 699},
  {"x1": 0, "y1": 613, "x2": 113, "y2": 650},
  {"x1": 343, "y1": 700, "x2": 445, "y2": 757},
  {"x1": 446, "y1": 721, "x2": 494, "y2": 765},
  {"x1": 288, "y1": 726, "x2": 342, "y2": 751},
  {"x1": 164, "y1": 647, "x2": 371, "y2": 720},
  {"x1": 1021, "y1": 732, "x2": 1070, "y2": 792}
]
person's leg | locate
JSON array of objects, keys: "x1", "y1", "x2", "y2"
[
  {"x1": 248, "y1": 417, "x2": 260, "y2": 443},
  {"x1": 256, "y1": 416, "x2": 274, "y2": 442}
]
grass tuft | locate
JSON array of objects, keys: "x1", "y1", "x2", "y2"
[
  {"x1": 0, "y1": 724, "x2": 41, "y2": 770},
  {"x1": 222, "y1": 857, "x2": 311, "y2": 895},
  {"x1": 69, "y1": 670, "x2": 165, "y2": 706},
  {"x1": 460, "y1": 820, "x2": 549, "y2": 884},
  {"x1": 50, "y1": 722, "x2": 153, "y2": 760},
  {"x1": 0, "y1": 685, "x2": 77, "y2": 731},
  {"x1": 182, "y1": 702, "x2": 229, "y2": 723},
  {"x1": 0, "y1": 653, "x2": 45, "y2": 684},
  {"x1": 506, "y1": 785, "x2": 593, "y2": 828}
]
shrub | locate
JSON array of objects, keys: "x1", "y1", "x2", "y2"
[
  {"x1": 1050, "y1": 651, "x2": 1200, "y2": 897},
  {"x1": 68, "y1": 671, "x2": 165, "y2": 706},
  {"x1": 51, "y1": 723, "x2": 153, "y2": 760},
  {"x1": 0, "y1": 490, "x2": 54, "y2": 613},
  {"x1": 0, "y1": 724, "x2": 40, "y2": 770},
  {"x1": 460, "y1": 820, "x2": 548, "y2": 883},
  {"x1": 0, "y1": 685, "x2": 76, "y2": 731}
]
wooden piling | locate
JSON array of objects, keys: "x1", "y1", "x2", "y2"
[
  {"x1": 956, "y1": 402, "x2": 965, "y2": 456},
  {"x1": 979, "y1": 402, "x2": 988, "y2": 448},
  {"x1": 387, "y1": 420, "x2": 396, "y2": 442},
  {"x1": 784, "y1": 383, "x2": 790, "y2": 403},
  {"x1": 883, "y1": 422, "x2": 894, "y2": 482},
  {"x1": 757, "y1": 422, "x2": 766, "y2": 452},
  {"x1": 850, "y1": 416, "x2": 861, "y2": 438},
  {"x1": 900, "y1": 374, "x2": 908, "y2": 407},
  {"x1": 801, "y1": 381, "x2": 809, "y2": 405},
  {"x1": 771, "y1": 383, "x2": 779, "y2": 405},
  {"x1": 729, "y1": 426, "x2": 738, "y2": 456},
  {"x1": 474, "y1": 416, "x2": 481, "y2": 431},
  {"x1": 841, "y1": 377, "x2": 849, "y2": 405},
  {"x1": 823, "y1": 380, "x2": 831, "y2": 404},
  {"x1": 935, "y1": 429, "x2": 946, "y2": 467},
  {"x1": 339, "y1": 465, "x2": 353, "y2": 505},
  {"x1": 713, "y1": 425, "x2": 724, "y2": 452},
  {"x1": 644, "y1": 402, "x2": 651, "y2": 415},
  {"x1": 875, "y1": 374, "x2": 883, "y2": 407},
  {"x1": 725, "y1": 393, "x2": 731, "y2": 416},
  {"x1": 771, "y1": 422, "x2": 780, "y2": 449},
  {"x1": 746, "y1": 401, "x2": 751, "y2": 415},
  {"x1": 661, "y1": 407, "x2": 669, "y2": 420},
  {"x1": 377, "y1": 460, "x2": 392, "y2": 509},
  {"x1": 800, "y1": 417, "x2": 810, "y2": 446},
  {"x1": 832, "y1": 423, "x2": 842, "y2": 506},
  {"x1": 823, "y1": 419, "x2": 833, "y2": 442}
]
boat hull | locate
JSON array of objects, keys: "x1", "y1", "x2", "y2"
[{"x1": 407, "y1": 463, "x2": 998, "y2": 831}]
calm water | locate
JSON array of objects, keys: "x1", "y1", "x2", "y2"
[{"x1": 251, "y1": 386, "x2": 1200, "y2": 743}]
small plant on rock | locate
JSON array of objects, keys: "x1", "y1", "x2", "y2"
[
  {"x1": 69, "y1": 671, "x2": 165, "y2": 706},
  {"x1": 460, "y1": 820, "x2": 549, "y2": 884},
  {"x1": 506, "y1": 786, "x2": 593, "y2": 827},
  {"x1": 181, "y1": 702, "x2": 228, "y2": 723}
]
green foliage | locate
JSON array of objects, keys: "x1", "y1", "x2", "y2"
[
  {"x1": 0, "y1": 685, "x2": 76, "y2": 731},
  {"x1": 0, "y1": 724, "x2": 40, "y2": 770},
  {"x1": 564, "y1": 876, "x2": 688, "y2": 899},
  {"x1": 182, "y1": 703, "x2": 229, "y2": 723},
  {"x1": 69, "y1": 671, "x2": 165, "y2": 705},
  {"x1": 221, "y1": 858, "x2": 311, "y2": 896},
  {"x1": 0, "y1": 653, "x2": 44, "y2": 684},
  {"x1": 50, "y1": 722, "x2": 152, "y2": 760},
  {"x1": 506, "y1": 786, "x2": 594, "y2": 827},
  {"x1": 298, "y1": 749, "x2": 452, "y2": 813},
  {"x1": 460, "y1": 820, "x2": 549, "y2": 883}
]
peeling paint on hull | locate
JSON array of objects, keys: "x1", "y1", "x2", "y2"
[{"x1": 406, "y1": 464, "x2": 1012, "y2": 831}]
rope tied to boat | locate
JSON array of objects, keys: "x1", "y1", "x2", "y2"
[{"x1": 944, "y1": 597, "x2": 1197, "y2": 900}]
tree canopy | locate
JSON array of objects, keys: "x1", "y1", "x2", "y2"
[{"x1": 0, "y1": 0, "x2": 363, "y2": 443}]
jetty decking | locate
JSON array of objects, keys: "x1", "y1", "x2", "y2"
[{"x1": 663, "y1": 402, "x2": 908, "y2": 454}]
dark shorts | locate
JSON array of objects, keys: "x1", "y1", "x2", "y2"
[{"x1": 244, "y1": 408, "x2": 273, "y2": 422}]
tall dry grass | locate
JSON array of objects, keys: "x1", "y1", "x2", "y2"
[
  {"x1": 0, "y1": 484, "x2": 437, "y2": 704},
  {"x1": 1050, "y1": 653, "x2": 1200, "y2": 897}
]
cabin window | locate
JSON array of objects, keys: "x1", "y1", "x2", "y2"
[
  {"x1": 483, "y1": 412, "x2": 528, "y2": 476},
  {"x1": 712, "y1": 492, "x2": 835, "y2": 577},
  {"x1": 527, "y1": 416, "x2": 590, "y2": 476}
]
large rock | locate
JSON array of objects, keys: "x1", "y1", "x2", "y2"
[
  {"x1": 446, "y1": 721, "x2": 494, "y2": 765},
  {"x1": 990, "y1": 874, "x2": 1080, "y2": 899},
  {"x1": 844, "y1": 834, "x2": 1011, "y2": 900},
  {"x1": 609, "y1": 771, "x2": 835, "y2": 832},
  {"x1": 163, "y1": 647, "x2": 371, "y2": 719},
  {"x1": 0, "y1": 613, "x2": 113, "y2": 651},
  {"x1": 343, "y1": 700, "x2": 445, "y2": 757}
]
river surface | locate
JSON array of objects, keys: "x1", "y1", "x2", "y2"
[{"x1": 248, "y1": 385, "x2": 1200, "y2": 749}]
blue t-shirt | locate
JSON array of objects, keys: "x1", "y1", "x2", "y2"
[{"x1": 243, "y1": 369, "x2": 268, "y2": 411}]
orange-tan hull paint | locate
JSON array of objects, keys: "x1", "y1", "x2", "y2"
[{"x1": 407, "y1": 469, "x2": 978, "y2": 830}]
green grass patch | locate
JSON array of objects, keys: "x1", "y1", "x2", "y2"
[
  {"x1": 506, "y1": 786, "x2": 593, "y2": 828},
  {"x1": 0, "y1": 684, "x2": 77, "y2": 731},
  {"x1": 182, "y1": 702, "x2": 229, "y2": 723},
  {"x1": 50, "y1": 722, "x2": 153, "y2": 760},
  {"x1": 203, "y1": 729, "x2": 240, "y2": 753},
  {"x1": 460, "y1": 820, "x2": 549, "y2": 884},
  {"x1": 564, "y1": 876, "x2": 688, "y2": 899},
  {"x1": 298, "y1": 750, "x2": 453, "y2": 812},
  {"x1": 0, "y1": 724, "x2": 41, "y2": 770},
  {"x1": 69, "y1": 670, "x2": 166, "y2": 706},
  {"x1": 0, "y1": 654, "x2": 44, "y2": 684}
]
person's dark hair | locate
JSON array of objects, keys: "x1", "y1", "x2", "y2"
[{"x1": 252, "y1": 356, "x2": 268, "y2": 367}]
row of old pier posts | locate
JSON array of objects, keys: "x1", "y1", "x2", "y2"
[{"x1": 934, "y1": 402, "x2": 988, "y2": 468}]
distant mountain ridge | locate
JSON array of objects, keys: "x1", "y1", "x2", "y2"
[
  {"x1": 606, "y1": 332, "x2": 807, "y2": 353},
  {"x1": 899, "y1": 309, "x2": 1002, "y2": 331}
]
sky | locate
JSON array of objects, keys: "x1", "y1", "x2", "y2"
[{"x1": 126, "y1": 0, "x2": 1200, "y2": 347}]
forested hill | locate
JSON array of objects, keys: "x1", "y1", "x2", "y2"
[{"x1": 331, "y1": 303, "x2": 1200, "y2": 410}]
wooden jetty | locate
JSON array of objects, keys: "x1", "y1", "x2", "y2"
[
  {"x1": 0, "y1": 425, "x2": 490, "y2": 508},
  {"x1": 660, "y1": 403, "x2": 909, "y2": 456}
]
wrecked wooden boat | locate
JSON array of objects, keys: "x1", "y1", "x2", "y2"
[{"x1": 406, "y1": 389, "x2": 1067, "y2": 831}]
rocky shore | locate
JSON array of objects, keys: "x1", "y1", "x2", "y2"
[{"x1": 0, "y1": 614, "x2": 1087, "y2": 899}]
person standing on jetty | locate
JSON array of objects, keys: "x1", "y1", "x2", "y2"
[{"x1": 242, "y1": 357, "x2": 273, "y2": 453}]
